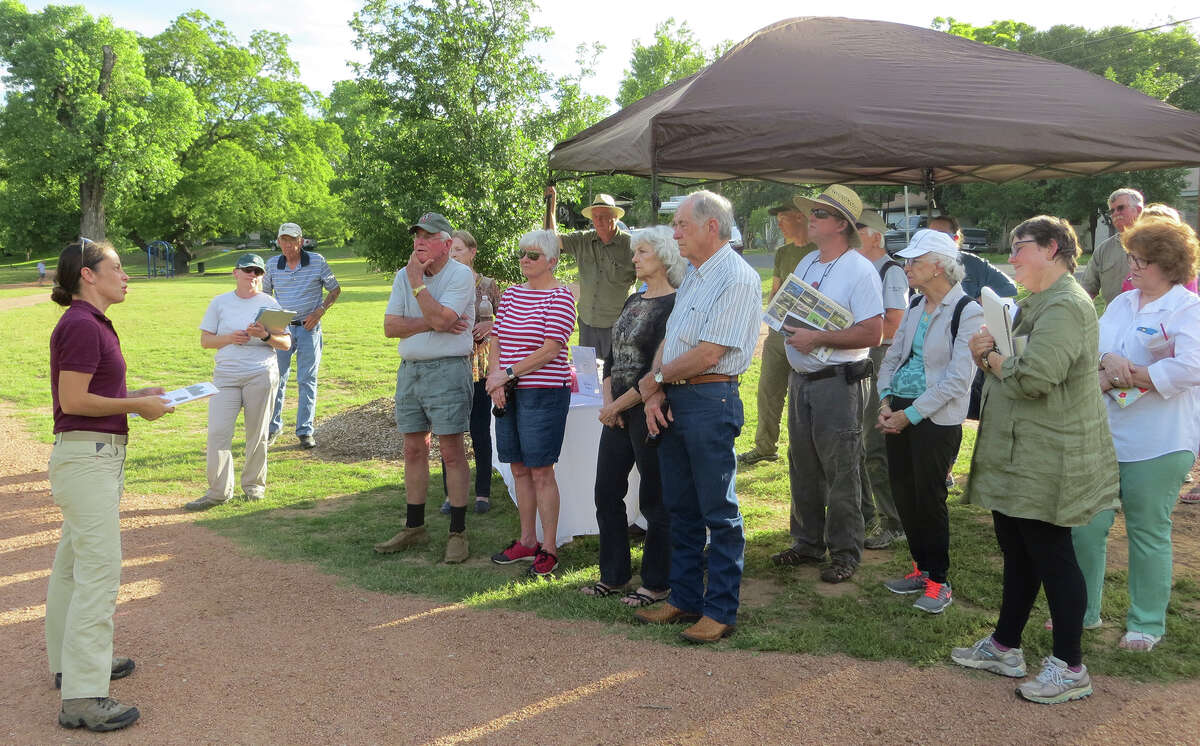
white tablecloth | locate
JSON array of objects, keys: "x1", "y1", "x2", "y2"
[{"x1": 492, "y1": 395, "x2": 643, "y2": 545}]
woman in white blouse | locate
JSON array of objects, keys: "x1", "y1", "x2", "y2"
[{"x1": 1072, "y1": 217, "x2": 1200, "y2": 652}]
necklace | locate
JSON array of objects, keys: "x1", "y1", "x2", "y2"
[{"x1": 801, "y1": 250, "x2": 848, "y2": 289}]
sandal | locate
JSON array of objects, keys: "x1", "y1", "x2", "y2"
[
  {"x1": 621, "y1": 588, "x2": 670, "y2": 608},
  {"x1": 579, "y1": 582, "x2": 624, "y2": 598},
  {"x1": 1118, "y1": 630, "x2": 1161, "y2": 652}
]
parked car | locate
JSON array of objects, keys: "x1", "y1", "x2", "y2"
[
  {"x1": 884, "y1": 215, "x2": 928, "y2": 252},
  {"x1": 960, "y1": 228, "x2": 991, "y2": 253}
]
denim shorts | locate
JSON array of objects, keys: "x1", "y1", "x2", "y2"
[
  {"x1": 394, "y1": 357, "x2": 472, "y2": 435},
  {"x1": 494, "y1": 386, "x2": 570, "y2": 468}
]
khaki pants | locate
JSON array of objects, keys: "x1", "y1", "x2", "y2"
[
  {"x1": 45, "y1": 437, "x2": 126, "y2": 700},
  {"x1": 206, "y1": 367, "x2": 278, "y2": 501},
  {"x1": 753, "y1": 331, "x2": 791, "y2": 456}
]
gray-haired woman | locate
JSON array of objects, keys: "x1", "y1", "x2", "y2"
[
  {"x1": 876, "y1": 230, "x2": 982, "y2": 614},
  {"x1": 581, "y1": 226, "x2": 687, "y2": 606}
]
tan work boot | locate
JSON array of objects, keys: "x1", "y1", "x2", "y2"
[
  {"x1": 59, "y1": 697, "x2": 140, "y2": 732},
  {"x1": 444, "y1": 531, "x2": 469, "y2": 564},
  {"x1": 634, "y1": 602, "x2": 701, "y2": 626},
  {"x1": 374, "y1": 525, "x2": 428, "y2": 553},
  {"x1": 680, "y1": 616, "x2": 736, "y2": 643}
]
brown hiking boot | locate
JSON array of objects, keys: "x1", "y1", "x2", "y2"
[
  {"x1": 55, "y1": 656, "x2": 134, "y2": 689},
  {"x1": 681, "y1": 616, "x2": 736, "y2": 643},
  {"x1": 634, "y1": 602, "x2": 701, "y2": 626},
  {"x1": 444, "y1": 532, "x2": 469, "y2": 564},
  {"x1": 59, "y1": 697, "x2": 140, "y2": 732},
  {"x1": 374, "y1": 525, "x2": 428, "y2": 553}
]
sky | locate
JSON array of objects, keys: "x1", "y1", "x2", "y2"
[{"x1": 24, "y1": 0, "x2": 1200, "y2": 103}]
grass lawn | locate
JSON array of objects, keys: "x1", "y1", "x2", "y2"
[{"x1": 2, "y1": 251, "x2": 1196, "y2": 682}]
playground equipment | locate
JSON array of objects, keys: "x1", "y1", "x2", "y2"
[{"x1": 145, "y1": 240, "x2": 175, "y2": 278}]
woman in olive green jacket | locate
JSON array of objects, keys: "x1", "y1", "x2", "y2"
[{"x1": 951, "y1": 216, "x2": 1118, "y2": 706}]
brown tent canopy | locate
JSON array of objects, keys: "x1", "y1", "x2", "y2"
[{"x1": 548, "y1": 17, "x2": 1200, "y2": 186}]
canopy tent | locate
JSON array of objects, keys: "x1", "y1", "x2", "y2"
[{"x1": 548, "y1": 17, "x2": 1200, "y2": 188}]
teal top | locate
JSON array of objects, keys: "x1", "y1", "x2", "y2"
[{"x1": 886, "y1": 311, "x2": 930, "y2": 424}]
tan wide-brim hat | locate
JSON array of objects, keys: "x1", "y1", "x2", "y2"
[
  {"x1": 581, "y1": 194, "x2": 625, "y2": 221},
  {"x1": 855, "y1": 210, "x2": 888, "y2": 234},
  {"x1": 792, "y1": 185, "x2": 864, "y2": 247}
]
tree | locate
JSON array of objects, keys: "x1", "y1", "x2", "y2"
[
  {"x1": 339, "y1": 0, "x2": 606, "y2": 278},
  {"x1": 124, "y1": 11, "x2": 347, "y2": 263},
  {"x1": 616, "y1": 19, "x2": 708, "y2": 108},
  {"x1": 0, "y1": 1, "x2": 198, "y2": 246}
]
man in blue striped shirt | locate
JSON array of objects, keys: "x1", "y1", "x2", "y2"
[
  {"x1": 633, "y1": 190, "x2": 761, "y2": 644},
  {"x1": 262, "y1": 222, "x2": 340, "y2": 448}
]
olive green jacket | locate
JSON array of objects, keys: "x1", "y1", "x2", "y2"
[{"x1": 965, "y1": 273, "x2": 1119, "y2": 526}]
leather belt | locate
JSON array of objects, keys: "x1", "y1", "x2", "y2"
[
  {"x1": 793, "y1": 365, "x2": 843, "y2": 382},
  {"x1": 55, "y1": 431, "x2": 128, "y2": 446},
  {"x1": 290, "y1": 320, "x2": 305, "y2": 327},
  {"x1": 670, "y1": 374, "x2": 739, "y2": 385}
]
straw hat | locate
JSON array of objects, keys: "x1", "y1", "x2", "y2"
[
  {"x1": 580, "y1": 194, "x2": 625, "y2": 221},
  {"x1": 792, "y1": 185, "x2": 864, "y2": 247}
]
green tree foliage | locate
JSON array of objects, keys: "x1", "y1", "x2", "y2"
[
  {"x1": 931, "y1": 17, "x2": 1199, "y2": 246},
  {"x1": 126, "y1": 12, "x2": 347, "y2": 254},
  {"x1": 616, "y1": 19, "x2": 708, "y2": 108},
  {"x1": 338, "y1": 0, "x2": 607, "y2": 278},
  {"x1": 0, "y1": 1, "x2": 198, "y2": 248}
]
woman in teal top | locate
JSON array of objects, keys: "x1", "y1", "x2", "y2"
[{"x1": 876, "y1": 230, "x2": 982, "y2": 615}]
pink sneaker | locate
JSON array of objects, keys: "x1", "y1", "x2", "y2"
[
  {"x1": 491, "y1": 539, "x2": 539, "y2": 564},
  {"x1": 1180, "y1": 491, "x2": 1200, "y2": 505},
  {"x1": 527, "y1": 549, "x2": 559, "y2": 576}
]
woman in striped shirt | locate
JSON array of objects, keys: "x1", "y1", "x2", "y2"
[{"x1": 487, "y1": 229, "x2": 578, "y2": 576}]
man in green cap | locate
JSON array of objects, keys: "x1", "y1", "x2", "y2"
[
  {"x1": 738, "y1": 203, "x2": 816, "y2": 466},
  {"x1": 543, "y1": 186, "x2": 635, "y2": 360}
]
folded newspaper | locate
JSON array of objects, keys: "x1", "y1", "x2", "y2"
[{"x1": 762, "y1": 273, "x2": 853, "y2": 363}]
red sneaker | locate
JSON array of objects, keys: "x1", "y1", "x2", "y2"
[
  {"x1": 527, "y1": 549, "x2": 559, "y2": 576},
  {"x1": 491, "y1": 539, "x2": 539, "y2": 565}
]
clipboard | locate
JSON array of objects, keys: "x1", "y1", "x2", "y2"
[
  {"x1": 980, "y1": 287, "x2": 1017, "y2": 357},
  {"x1": 255, "y1": 307, "x2": 298, "y2": 332}
]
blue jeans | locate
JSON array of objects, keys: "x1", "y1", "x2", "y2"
[
  {"x1": 272, "y1": 324, "x2": 322, "y2": 436},
  {"x1": 657, "y1": 382, "x2": 745, "y2": 626}
]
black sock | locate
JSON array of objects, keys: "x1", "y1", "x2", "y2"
[
  {"x1": 405, "y1": 502, "x2": 425, "y2": 529},
  {"x1": 449, "y1": 506, "x2": 467, "y2": 533}
]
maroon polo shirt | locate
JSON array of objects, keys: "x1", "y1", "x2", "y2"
[{"x1": 50, "y1": 300, "x2": 128, "y2": 434}]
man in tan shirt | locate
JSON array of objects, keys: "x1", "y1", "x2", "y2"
[{"x1": 1080, "y1": 188, "x2": 1143, "y2": 305}]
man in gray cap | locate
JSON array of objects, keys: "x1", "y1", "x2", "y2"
[
  {"x1": 374, "y1": 212, "x2": 476, "y2": 564},
  {"x1": 262, "y1": 222, "x2": 340, "y2": 448},
  {"x1": 543, "y1": 186, "x2": 635, "y2": 360}
]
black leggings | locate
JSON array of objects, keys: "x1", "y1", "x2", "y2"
[
  {"x1": 441, "y1": 380, "x2": 494, "y2": 498},
  {"x1": 991, "y1": 511, "x2": 1086, "y2": 666}
]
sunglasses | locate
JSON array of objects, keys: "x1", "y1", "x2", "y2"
[
  {"x1": 809, "y1": 208, "x2": 835, "y2": 220},
  {"x1": 238, "y1": 267, "x2": 265, "y2": 275},
  {"x1": 517, "y1": 250, "x2": 545, "y2": 261}
]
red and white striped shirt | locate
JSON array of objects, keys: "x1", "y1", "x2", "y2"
[{"x1": 492, "y1": 285, "x2": 577, "y2": 388}]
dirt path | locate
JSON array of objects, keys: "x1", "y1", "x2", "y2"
[
  {"x1": 0, "y1": 290, "x2": 50, "y2": 312},
  {"x1": 3, "y1": 408, "x2": 1199, "y2": 744}
]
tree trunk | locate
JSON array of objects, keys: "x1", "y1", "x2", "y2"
[
  {"x1": 79, "y1": 45, "x2": 116, "y2": 243},
  {"x1": 80, "y1": 172, "x2": 107, "y2": 242}
]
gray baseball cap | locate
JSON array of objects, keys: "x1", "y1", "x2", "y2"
[
  {"x1": 277, "y1": 222, "x2": 303, "y2": 238},
  {"x1": 408, "y1": 212, "x2": 454, "y2": 235}
]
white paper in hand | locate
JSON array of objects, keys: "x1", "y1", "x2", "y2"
[{"x1": 980, "y1": 287, "x2": 1018, "y2": 357}]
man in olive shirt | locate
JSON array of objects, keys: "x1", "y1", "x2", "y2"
[
  {"x1": 739, "y1": 204, "x2": 816, "y2": 465},
  {"x1": 544, "y1": 187, "x2": 635, "y2": 360},
  {"x1": 1080, "y1": 188, "x2": 1143, "y2": 305}
]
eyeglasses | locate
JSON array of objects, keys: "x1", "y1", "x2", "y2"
[
  {"x1": 1009, "y1": 239, "x2": 1037, "y2": 256},
  {"x1": 238, "y1": 267, "x2": 264, "y2": 276},
  {"x1": 517, "y1": 250, "x2": 544, "y2": 261},
  {"x1": 903, "y1": 256, "x2": 931, "y2": 266},
  {"x1": 1108, "y1": 204, "x2": 1132, "y2": 217},
  {"x1": 810, "y1": 208, "x2": 835, "y2": 220},
  {"x1": 1128, "y1": 254, "x2": 1151, "y2": 269}
]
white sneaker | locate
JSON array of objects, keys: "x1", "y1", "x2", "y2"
[
  {"x1": 950, "y1": 636, "x2": 1026, "y2": 677},
  {"x1": 1016, "y1": 656, "x2": 1093, "y2": 704}
]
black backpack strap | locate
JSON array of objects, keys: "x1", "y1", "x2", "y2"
[
  {"x1": 949, "y1": 295, "x2": 977, "y2": 344},
  {"x1": 908, "y1": 294, "x2": 922, "y2": 309},
  {"x1": 879, "y1": 259, "x2": 903, "y2": 283}
]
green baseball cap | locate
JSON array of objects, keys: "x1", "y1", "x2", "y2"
[{"x1": 235, "y1": 253, "x2": 266, "y2": 272}]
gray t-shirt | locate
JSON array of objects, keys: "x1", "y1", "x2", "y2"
[
  {"x1": 872, "y1": 254, "x2": 910, "y2": 345},
  {"x1": 385, "y1": 258, "x2": 475, "y2": 360},
  {"x1": 199, "y1": 291, "x2": 284, "y2": 375}
]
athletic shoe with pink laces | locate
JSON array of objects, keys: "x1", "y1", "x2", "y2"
[
  {"x1": 883, "y1": 562, "x2": 928, "y2": 594},
  {"x1": 913, "y1": 578, "x2": 953, "y2": 614}
]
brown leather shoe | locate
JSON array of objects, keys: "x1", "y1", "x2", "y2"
[
  {"x1": 680, "y1": 616, "x2": 736, "y2": 643},
  {"x1": 634, "y1": 602, "x2": 701, "y2": 626},
  {"x1": 373, "y1": 525, "x2": 428, "y2": 553}
]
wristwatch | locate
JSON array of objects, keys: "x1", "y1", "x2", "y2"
[
  {"x1": 505, "y1": 366, "x2": 516, "y2": 380},
  {"x1": 653, "y1": 370, "x2": 664, "y2": 385},
  {"x1": 412, "y1": 284, "x2": 426, "y2": 298},
  {"x1": 260, "y1": 330, "x2": 271, "y2": 341}
]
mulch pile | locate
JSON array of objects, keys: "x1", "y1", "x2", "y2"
[{"x1": 313, "y1": 397, "x2": 476, "y2": 463}]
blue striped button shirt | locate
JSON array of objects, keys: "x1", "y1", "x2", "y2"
[
  {"x1": 662, "y1": 244, "x2": 762, "y2": 375},
  {"x1": 262, "y1": 251, "x2": 340, "y2": 320}
]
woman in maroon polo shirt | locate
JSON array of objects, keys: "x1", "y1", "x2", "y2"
[{"x1": 46, "y1": 238, "x2": 173, "y2": 733}]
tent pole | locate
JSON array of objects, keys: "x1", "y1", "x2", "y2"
[
  {"x1": 903, "y1": 186, "x2": 911, "y2": 243},
  {"x1": 650, "y1": 170, "x2": 660, "y2": 226}
]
